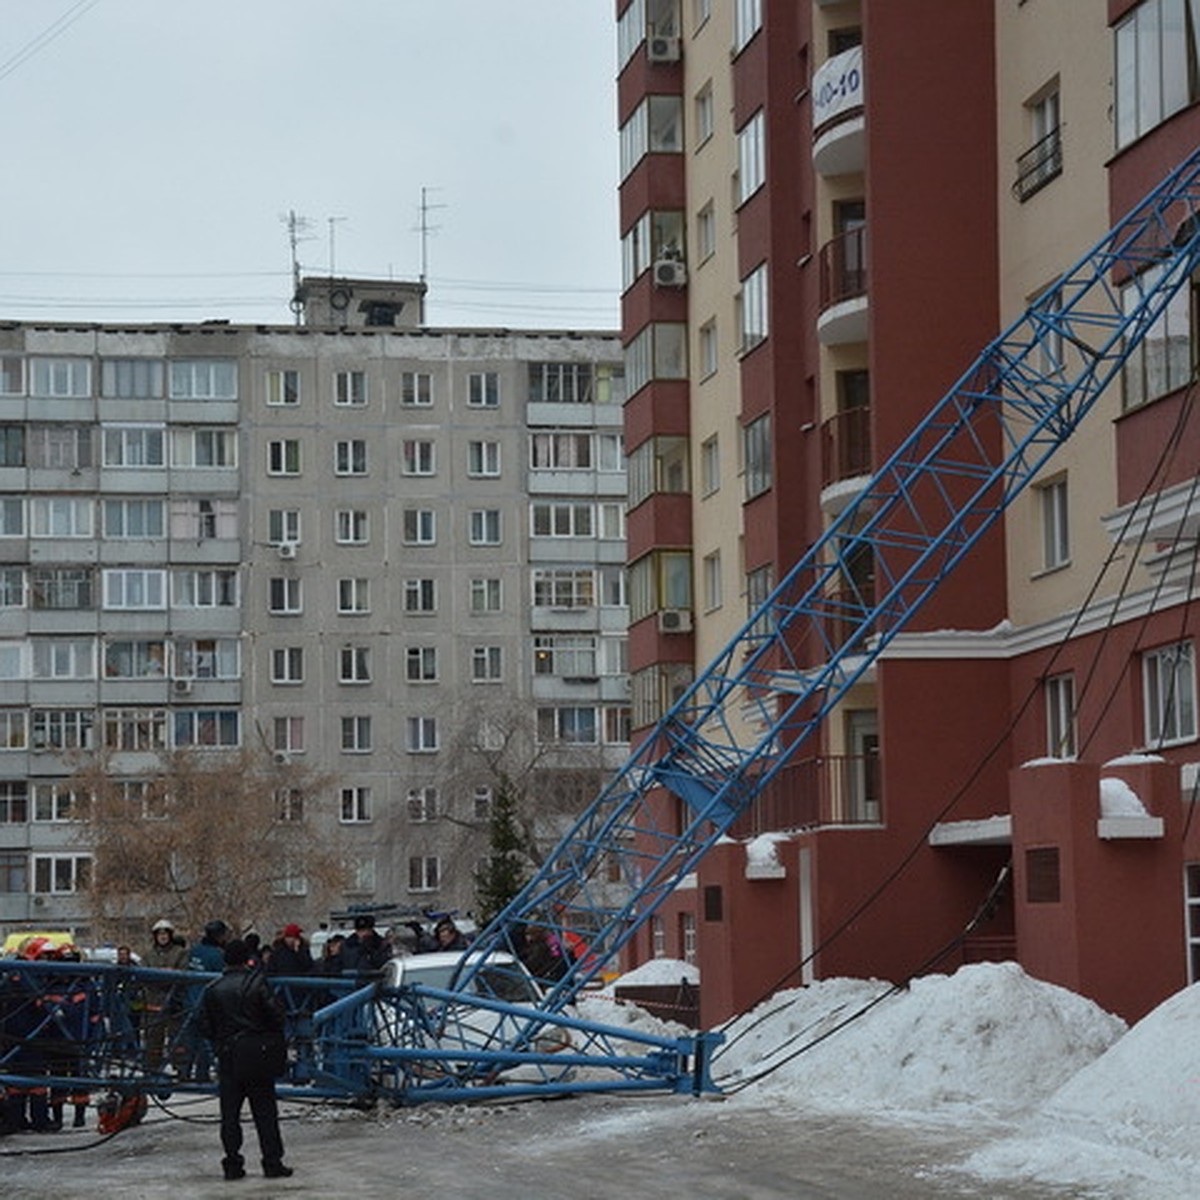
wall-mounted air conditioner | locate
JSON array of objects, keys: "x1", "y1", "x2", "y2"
[
  {"x1": 173, "y1": 678, "x2": 193, "y2": 695},
  {"x1": 653, "y1": 259, "x2": 687, "y2": 288},
  {"x1": 273, "y1": 751, "x2": 291, "y2": 765},
  {"x1": 658, "y1": 607, "x2": 693, "y2": 633},
  {"x1": 647, "y1": 34, "x2": 681, "y2": 63},
  {"x1": 278, "y1": 542, "x2": 298, "y2": 560}
]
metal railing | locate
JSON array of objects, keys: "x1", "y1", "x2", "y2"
[
  {"x1": 819, "y1": 225, "x2": 867, "y2": 309},
  {"x1": 729, "y1": 753, "x2": 882, "y2": 838},
  {"x1": 821, "y1": 405, "x2": 872, "y2": 486},
  {"x1": 1013, "y1": 127, "x2": 1062, "y2": 202}
]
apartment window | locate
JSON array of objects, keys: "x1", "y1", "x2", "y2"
[
  {"x1": 174, "y1": 709, "x2": 239, "y2": 747},
  {"x1": 103, "y1": 569, "x2": 167, "y2": 610},
  {"x1": 32, "y1": 783, "x2": 81, "y2": 824},
  {"x1": 176, "y1": 637, "x2": 238, "y2": 680},
  {"x1": 28, "y1": 424, "x2": 92, "y2": 470},
  {"x1": 30, "y1": 568, "x2": 93, "y2": 611},
  {"x1": 628, "y1": 550, "x2": 692, "y2": 622},
  {"x1": 271, "y1": 646, "x2": 304, "y2": 684},
  {"x1": 401, "y1": 371, "x2": 432, "y2": 406},
  {"x1": 468, "y1": 440, "x2": 501, "y2": 477},
  {"x1": 698, "y1": 319, "x2": 719, "y2": 380},
  {"x1": 403, "y1": 508, "x2": 437, "y2": 545},
  {"x1": 597, "y1": 433, "x2": 624, "y2": 472},
  {"x1": 695, "y1": 82, "x2": 714, "y2": 146},
  {"x1": 341, "y1": 716, "x2": 373, "y2": 753},
  {"x1": 622, "y1": 211, "x2": 686, "y2": 290},
  {"x1": 101, "y1": 358, "x2": 164, "y2": 398},
  {"x1": 1045, "y1": 673, "x2": 1077, "y2": 759},
  {"x1": 627, "y1": 435, "x2": 689, "y2": 508},
  {"x1": 600, "y1": 502, "x2": 626, "y2": 540},
  {"x1": 532, "y1": 502, "x2": 594, "y2": 538},
  {"x1": 173, "y1": 569, "x2": 238, "y2": 608},
  {"x1": 734, "y1": 0, "x2": 762, "y2": 53},
  {"x1": 469, "y1": 577, "x2": 502, "y2": 613},
  {"x1": 339, "y1": 645, "x2": 371, "y2": 684},
  {"x1": 406, "y1": 716, "x2": 439, "y2": 753},
  {"x1": 746, "y1": 564, "x2": 775, "y2": 640},
  {"x1": 404, "y1": 578, "x2": 437, "y2": 614},
  {"x1": 104, "y1": 640, "x2": 165, "y2": 679},
  {"x1": 276, "y1": 788, "x2": 304, "y2": 822},
  {"x1": 104, "y1": 498, "x2": 164, "y2": 539},
  {"x1": 700, "y1": 434, "x2": 720, "y2": 496},
  {"x1": 468, "y1": 372, "x2": 500, "y2": 408},
  {"x1": 1121, "y1": 263, "x2": 1193, "y2": 410},
  {"x1": 0, "y1": 356, "x2": 22, "y2": 395},
  {"x1": 268, "y1": 577, "x2": 303, "y2": 615},
  {"x1": 1015, "y1": 85, "x2": 1062, "y2": 201},
  {"x1": 406, "y1": 645, "x2": 438, "y2": 682},
  {"x1": 104, "y1": 707, "x2": 169, "y2": 752},
  {"x1": 0, "y1": 425, "x2": 22, "y2": 467},
  {"x1": 172, "y1": 428, "x2": 237, "y2": 468},
  {"x1": 268, "y1": 509, "x2": 301, "y2": 546},
  {"x1": 537, "y1": 706, "x2": 598, "y2": 745},
  {"x1": 340, "y1": 786, "x2": 372, "y2": 823},
  {"x1": 33, "y1": 854, "x2": 92, "y2": 895},
  {"x1": 173, "y1": 497, "x2": 235, "y2": 541},
  {"x1": 336, "y1": 509, "x2": 370, "y2": 544},
  {"x1": 402, "y1": 439, "x2": 436, "y2": 476},
  {"x1": 30, "y1": 358, "x2": 90, "y2": 398},
  {"x1": 533, "y1": 568, "x2": 595, "y2": 608},
  {"x1": 0, "y1": 567, "x2": 24, "y2": 608},
  {"x1": 338, "y1": 577, "x2": 370, "y2": 614},
  {"x1": 32, "y1": 639, "x2": 93, "y2": 679},
  {"x1": 1038, "y1": 476, "x2": 1070, "y2": 571},
  {"x1": 619, "y1": 95, "x2": 683, "y2": 180},
  {"x1": 740, "y1": 263, "x2": 769, "y2": 351},
  {"x1": 0, "y1": 852, "x2": 26, "y2": 892},
  {"x1": 30, "y1": 497, "x2": 93, "y2": 538},
  {"x1": 170, "y1": 360, "x2": 236, "y2": 400},
  {"x1": 1115, "y1": 0, "x2": 1200, "y2": 150},
  {"x1": 697, "y1": 202, "x2": 716, "y2": 262},
  {"x1": 265, "y1": 368, "x2": 299, "y2": 406},
  {"x1": 268, "y1": 439, "x2": 302, "y2": 475},
  {"x1": 531, "y1": 432, "x2": 592, "y2": 470},
  {"x1": 534, "y1": 635, "x2": 596, "y2": 677},
  {"x1": 408, "y1": 855, "x2": 440, "y2": 893},
  {"x1": 407, "y1": 786, "x2": 438, "y2": 823},
  {"x1": 103, "y1": 425, "x2": 165, "y2": 468},
  {"x1": 693, "y1": 0, "x2": 712, "y2": 29},
  {"x1": 334, "y1": 370, "x2": 367, "y2": 407},
  {"x1": 1143, "y1": 640, "x2": 1197, "y2": 747},
  {"x1": 335, "y1": 439, "x2": 368, "y2": 476},
  {"x1": 737, "y1": 110, "x2": 766, "y2": 204},
  {"x1": 703, "y1": 550, "x2": 723, "y2": 611},
  {"x1": 1, "y1": 782, "x2": 28, "y2": 823},
  {"x1": 31, "y1": 709, "x2": 95, "y2": 751},
  {"x1": 271, "y1": 717, "x2": 304, "y2": 754},
  {"x1": 471, "y1": 645, "x2": 503, "y2": 682},
  {"x1": 1, "y1": 710, "x2": 28, "y2": 751},
  {"x1": 625, "y1": 322, "x2": 687, "y2": 395},
  {"x1": 743, "y1": 413, "x2": 772, "y2": 499},
  {"x1": 272, "y1": 864, "x2": 308, "y2": 897},
  {"x1": 469, "y1": 509, "x2": 502, "y2": 546},
  {"x1": 528, "y1": 362, "x2": 594, "y2": 404},
  {"x1": 346, "y1": 856, "x2": 376, "y2": 894}
]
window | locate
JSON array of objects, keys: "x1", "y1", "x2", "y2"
[
  {"x1": 0, "y1": 356, "x2": 22, "y2": 395},
  {"x1": 471, "y1": 645, "x2": 503, "y2": 682},
  {"x1": 32, "y1": 639, "x2": 93, "y2": 679},
  {"x1": 0, "y1": 499, "x2": 24, "y2": 538},
  {"x1": 625, "y1": 322, "x2": 687, "y2": 395},
  {"x1": 470, "y1": 577, "x2": 502, "y2": 613},
  {"x1": 1143, "y1": 641, "x2": 1197, "y2": 747},
  {"x1": 1, "y1": 782, "x2": 28, "y2": 824},
  {"x1": 30, "y1": 568, "x2": 93, "y2": 611},
  {"x1": 174, "y1": 709, "x2": 240, "y2": 748},
  {"x1": 341, "y1": 716, "x2": 372, "y2": 753},
  {"x1": 1121, "y1": 262, "x2": 1193, "y2": 410},
  {"x1": 276, "y1": 787, "x2": 304, "y2": 822},
  {"x1": 104, "y1": 640, "x2": 165, "y2": 679},
  {"x1": 268, "y1": 509, "x2": 301, "y2": 546},
  {"x1": 407, "y1": 716, "x2": 439, "y2": 753},
  {"x1": 397, "y1": 508, "x2": 435, "y2": 547},
  {"x1": 1015, "y1": 85, "x2": 1062, "y2": 201},
  {"x1": 1115, "y1": 0, "x2": 1200, "y2": 150},
  {"x1": 268, "y1": 439, "x2": 302, "y2": 475},
  {"x1": 1186, "y1": 861, "x2": 1200, "y2": 982},
  {"x1": 33, "y1": 783, "x2": 81, "y2": 823},
  {"x1": 1045, "y1": 674, "x2": 1076, "y2": 759},
  {"x1": 736, "y1": 110, "x2": 765, "y2": 204},
  {"x1": 176, "y1": 638, "x2": 238, "y2": 680},
  {"x1": 740, "y1": 263, "x2": 768, "y2": 351},
  {"x1": 0, "y1": 567, "x2": 24, "y2": 608},
  {"x1": 621, "y1": 211, "x2": 686, "y2": 290},
  {"x1": 404, "y1": 578, "x2": 437, "y2": 614},
  {"x1": 334, "y1": 370, "x2": 367, "y2": 407},
  {"x1": 173, "y1": 497, "x2": 236, "y2": 540},
  {"x1": 746, "y1": 564, "x2": 775, "y2": 640},
  {"x1": 406, "y1": 645, "x2": 438, "y2": 682},
  {"x1": 697, "y1": 202, "x2": 716, "y2": 262},
  {"x1": 31, "y1": 497, "x2": 93, "y2": 538},
  {"x1": 27, "y1": 424, "x2": 92, "y2": 469},
  {"x1": 30, "y1": 358, "x2": 90, "y2": 397},
  {"x1": 597, "y1": 433, "x2": 624, "y2": 472},
  {"x1": 1038, "y1": 476, "x2": 1069, "y2": 571},
  {"x1": 105, "y1": 498, "x2": 165, "y2": 539},
  {"x1": 469, "y1": 509, "x2": 502, "y2": 545},
  {"x1": 271, "y1": 646, "x2": 304, "y2": 684},
  {"x1": 698, "y1": 320, "x2": 718, "y2": 379},
  {"x1": 534, "y1": 635, "x2": 597, "y2": 677},
  {"x1": 703, "y1": 550, "x2": 723, "y2": 611},
  {"x1": 33, "y1": 854, "x2": 92, "y2": 895},
  {"x1": 531, "y1": 432, "x2": 592, "y2": 470},
  {"x1": 743, "y1": 413, "x2": 772, "y2": 499},
  {"x1": 407, "y1": 786, "x2": 438, "y2": 822},
  {"x1": 336, "y1": 509, "x2": 370, "y2": 544},
  {"x1": 340, "y1": 645, "x2": 371, "y2": 684},
  {"x1": 0, "y1": 425, "x2": 22, "y2": 467},
  {"x1": 695, "y1": 82, "x2": 714, "y2": 146},
  {"x1": 271, "y1": 716, "x2": 304, "y2": 754},
  {"x1": 268, "y1": 577, "x2": 303, "y2": 615},
  {"x1": 619, "y1": 96, "x2": 683, "y2": 180},
  {"x1": 627, "y1": 435, "x2": 689, "y2": 507},
  {"x1": 346, "y1": 856, "x2": 376, "y2": 894},
  {"x1": 101, "y1": 359, "x2": 163, "y2": 398},
  {"x1": 103, "y1": 569, "x2": 167, "y2": 610},
  {"x1": 468, "y1": 372, "x2": 500, "y2": 408},
  {"x1": 103, "y1": 425, "x2": 165, "y2": 468},
  {"x1": 0, "y1": 851, "x2": 27, "y2": 894},
  {"x1": 734, "y1": 0, "x2": 762, "y2": 53},
  {"x1": 265, "y1": 368, "x2": 300, "y2": 406},
  {"x1": 468, "y1": 440, "x2": 501, "y2": 477},
  {"x1": 599, "y1": 502, "x2": 626, "y2": 540},
  {"x1": 31, "y1": 709, "x2": 95, "y2": 751},
  {"x1": 401, "y1": 371, "x2": 432, "y2": 406},
  {"x1": 693, "y1": 0, "x2": 711, "y2": 29},
  {"x1": 170, "y1": 360, "x2": 236, "y2": 400},
  {"x1": 700, "y1": 434, "x2": 720, "y2": 496},
  {"x1": 532, "y1": 502, "x2": 594, "y2": 538},
  {"x1": 338, "y1": 577, "x2": 370, "y2": 614},
  {"x1": 1, "y1": 710, "x2": 28, "y2": 751},
  {"x1": 104, "y1": 708, "x2": 169, "y2": 752},
  {"x1": 402, "y1": 439, "x2": 436, "y2": 476},
  {"x1": 628, "y1": 550, "x2": 692, "y2": 622},
  {"x1": 528, "y1": 363, "x2": 595, "y2": 404},
  {"x1": 171, "y1": 428, "x2": 237, "y2": 468},
  {"x1": 537, "y1": 706, "x2": 598, "y2": 745},
  {"x1": 340, "y1": 786, "x2": 372, "y2": 823},
  {"x1": 335, "y1": 439, "x2": 368, "y2": 476},
  {"x1": 272, "y1": 864, "x2": 308, "y2": 897},
  {"x1": 408, "y1": 855, "x2": 440, "y2": 893},
  {"x1": 173, "y1": 569, "x2": 238, "y2": 608},
  {"x1": 533, "y1": 568, "x2": 595, "y2": 608}
]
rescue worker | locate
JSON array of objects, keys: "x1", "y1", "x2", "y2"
[
  {"x1": 181, "y1": 919, "x2": 228, "y2": 1082},
  {"x1": 141, "y1": 918, "x2": 188, "y2": 1073}
]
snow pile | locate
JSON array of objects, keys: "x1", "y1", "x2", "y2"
[
  {"x1": 604, "y1": 956, "x2": 699, "y2": 988},
  {"x1": 1099, "y1": 775, "x2": 1149, "y2": 817},
  {"x1": 715, "y1": 961, "x2": 1125, "y2": 1120},
  {"x1": 744, "y1": 833, "x2": 787, "y2": 871}
]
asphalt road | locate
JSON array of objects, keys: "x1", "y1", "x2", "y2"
[{"x1": 2, "y1": 1092, "x2": 1095, "y2": 1199}]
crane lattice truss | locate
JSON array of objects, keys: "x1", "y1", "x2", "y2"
[{"x1": 3, "y1": 151, "x2": 1200, "y2": 1110}]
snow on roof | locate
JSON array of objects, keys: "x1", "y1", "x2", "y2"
[{"x1": 1099, "y1": 775, "x2": 1149, "y2": 818}]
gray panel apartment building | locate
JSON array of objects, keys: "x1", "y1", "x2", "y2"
[{"x1": 0, "y1": 280, "x2": 628, "y2": 942}]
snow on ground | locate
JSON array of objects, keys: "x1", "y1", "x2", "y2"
[{"x1": 592, "y1": 958, "x2": 1200, "y2": 1196}]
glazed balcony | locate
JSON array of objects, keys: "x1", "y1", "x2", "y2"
[
  {"x1": 812, "y1": 46, "x2": 865, "y2": 176},
  {"x1": 817, "y1": 225, "x2": 868, "y2": 344}
]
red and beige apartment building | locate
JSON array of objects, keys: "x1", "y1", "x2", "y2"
[{"x1": 617, "y1": 0, "x2": 1200, "y2": 1025}]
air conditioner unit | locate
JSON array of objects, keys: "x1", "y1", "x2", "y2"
[
  {"x1": 278, "y1": 542, "x2": 298, "y2": 560},
  {"x1": 658, "y1": 607, "x2": 693, "y2": 633},
  {"x1": 173, "y1": 678, "x2": 193, "y2": 695},
  {"x1": 273, "y1": 751, "x2": 290, "y2": 765},
  {"x1": 647, "y1": 34, "x2": 681, "y2": 63},
  {"x1": 31, "y1": 736, "x2": 48, "y2": 752},
  {"x1": 653, "y1": 259, "x2": 687, "y2": 288}
]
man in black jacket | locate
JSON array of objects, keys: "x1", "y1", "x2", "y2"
[
  {"x1": 196, "y1": 939, "x2": 292, "y2": 1181},
  {"x1": 338, "y1": 914, "x2": 391, "y2": 973}
]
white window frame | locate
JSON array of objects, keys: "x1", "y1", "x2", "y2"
[
  {"x1": 1143, "y1": 641, "x2": 1197, "y2": 747},
  {"x1": 469, "y1": 508, "x2": 502, "y2": 546},
  {"x1": 271, "y1": 646, "x2": 304, "y2": 685},
  {"x1": 471, "y1": 645, "x2": 503, "y2": 682},
  {"x1": 1038, "y1": 476, "x2": 1070, "y2": 571},
  {"x1": 406, "y1": 716, "x2": 439, "y2": 753},
  {"x1": 268, "y1": 576, "x2": 303, "y2": 615},
  {"x1": 469, "y1": 577, "x2": 502, "y2": 614},
  {"x1": 736, "y1": 109, "x2": 765, "y2": 204},
  {"x1": 402, "y1": 439, "x2": 436, "y2": 476},
  {"x1": 404, "y1": 578, "x2": 438, "y2": 614},
  {"x1": 333, "y1": 370, "x2": 367, "y2": 407},
  {"x1": 338, "y1": 577, "x2": 370, "y2": 614},
  {"x1": 341, "y1": 715, "x2": 373, "y2": 753},
  {"x1": 401, "y1": 371, "x2": 432, "y2": 407},
  {"x1": 403, "y1": 508, "x2": 437, "y2": 546},
  {"x1": 406, "y1": 645, "x2": 438, "y2": 682},
  {"x1": 267, "y1": 439, "x2": 302, "y2": 476},
  {"x1": 335, "y1": 439, "x2": 368, "y2": 476},
  {"x1": 468, "y1": 440, "x2": 501, "y2": 477},
  {"x1": 335, "y1": 509, "x2": 370, "y2": 545},
  {"x1": 265, "y1": 368, "x2": 300, "y2": 406},
  {"x1": 467, "y1": 372, "x2": 500, "y2": 408},
  {"x1": 1045, "y1": 673, "x2": 1077, "y2": 759},
  {"x1": 340, "y1": 785, "x2": 372, "y2": 823}
]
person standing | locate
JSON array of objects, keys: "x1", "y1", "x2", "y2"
[
  {"x1": 182, "y1": 919, "x2": 228, "y2": 1083},
  {"x1": 338, "y1": 914, "x2": 391, "y2": 973},
  {"x1": 141, "y1": 918, "x2": 188, "y2": 1073},
  {"x1": 196, "y1": 939, "x2": 292, "y2": 1181},
  {"x1": 266, "y1": 924, "x2": 313, "y2": 976}
]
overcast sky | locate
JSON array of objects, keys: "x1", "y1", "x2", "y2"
[{"x1": 0, "y1": 1, "x2": 621, "y2": 329}]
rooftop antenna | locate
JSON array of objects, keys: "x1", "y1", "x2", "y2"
[
  {"x1": 281, "y1": 209, "x2": 316, "y2": 325},
  {"x1": 328, "y1": 216, "x2": 348, "y2": 278},
  {"x1": 416, "y1": 186, "x2": 446, "y2": 285}
]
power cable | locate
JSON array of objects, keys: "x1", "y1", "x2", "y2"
[{"x1": 0, "y1": 0, "x2": 101, "y2": 86}]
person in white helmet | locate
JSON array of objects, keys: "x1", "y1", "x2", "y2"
[{"x1": 141, "y1": 918, "x2": 188, "y2": 1072}]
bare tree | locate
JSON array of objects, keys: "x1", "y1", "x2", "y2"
[{"x1": 69, "y1": 747, "x2": 344, "y2": 943}]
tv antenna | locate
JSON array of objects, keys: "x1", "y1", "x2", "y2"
[
  {"x1": 328, "y1": 216, "x2": 348, "y2": 277},
  {"x1": 281, "y1": 210, "x2": 316, "y2": 324},
  {"x1": 416, "y1": 187, "x2": 446, "y2": 284}
]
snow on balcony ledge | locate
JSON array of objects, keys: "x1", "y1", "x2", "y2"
[{"x1": 929, "y1": 815, "x2": 1012, "y2": 847}]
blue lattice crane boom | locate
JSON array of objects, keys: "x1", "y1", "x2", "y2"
[{"x1": 462, "y1": 146, "x2": 1200, "y2": 1013}]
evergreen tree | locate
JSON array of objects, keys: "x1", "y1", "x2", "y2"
[{"x1": 474, "y1": 776, "x2": 529, "y2": 924}]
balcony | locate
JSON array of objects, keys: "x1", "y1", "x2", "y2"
[
  {"x1": 729, "y1": 753, "x2": 882, "y2": 839},
  {"x1": 812, "y1": 47, "x2": 865, "y2": 176},
  {"x1": 1012, "y1": 127, "x2": 1062, "y2": 203},
  {"x1": 820, "y1": 405, "x2": 871, "y2": 514},
  {"x1": 817, "y1": 225, "x2": 868, "y2": 344}
]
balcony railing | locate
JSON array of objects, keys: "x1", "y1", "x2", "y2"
[
  {"x1": 821, "y1": 405, "x2": 871, "y2": 487},
  {"x1": 728, "y1": 753, "x2": 881, "y2": 839},
  {"x1": 819, "y1": 225, "x2": 868, "y2": 310},
  {"x1": 1013, "y1": 128, "x2": 1062, "y2": 202}
]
